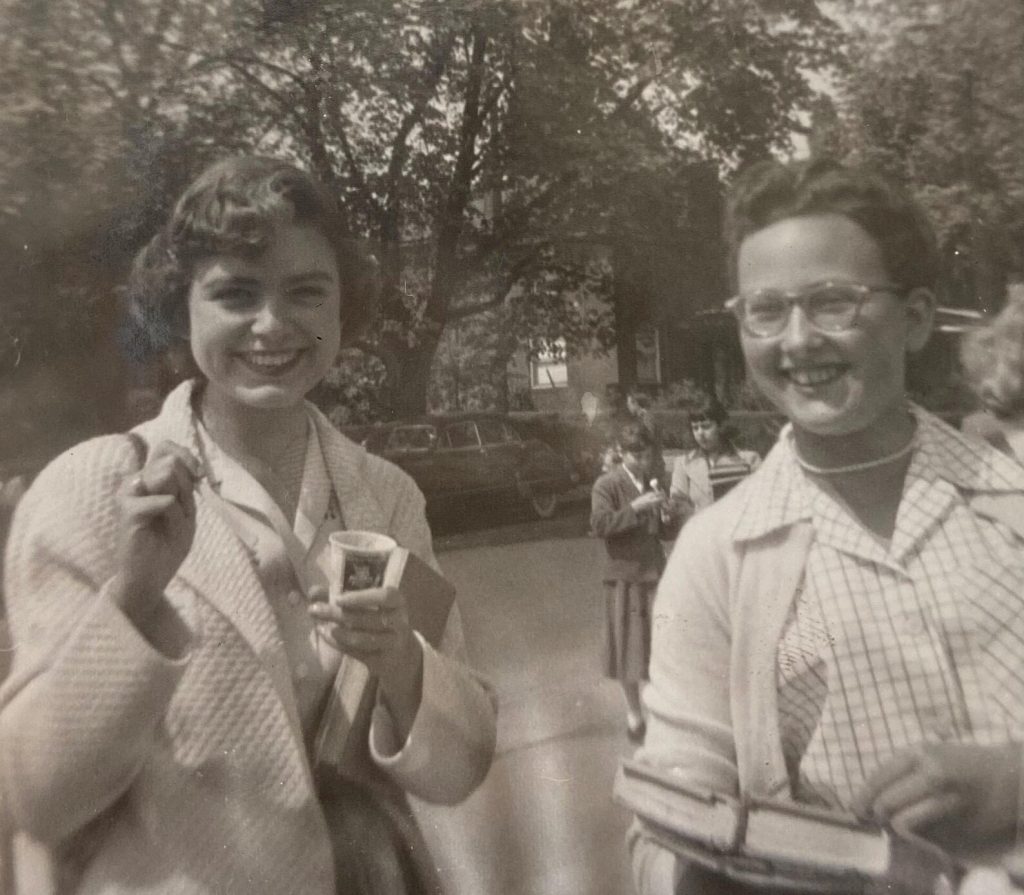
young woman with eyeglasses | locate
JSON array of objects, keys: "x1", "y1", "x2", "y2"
[{"x1": 627, "y1": 159, "x2": 1024, "y2": 894}]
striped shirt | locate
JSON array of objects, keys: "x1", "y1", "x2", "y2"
[
  {"x1": 733, "y1": 407, "x2": 1024, "y2": 809},
  {"x1": 708, "y1": 454, "x2": 758, "y2": 502}
]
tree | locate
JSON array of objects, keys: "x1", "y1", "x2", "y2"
[
  {"x1": 215, "y1": 0, "x2": 842, "y2": 415},
  {"x1": 1, "y1": 0, "x2": 843, "y2": 422},
  {"x1": 834, "y1": 0, "x2": 1024, "y2": 310},
  {"x1": 0, "y1": 0, "x2": 258, "y2": 435}
]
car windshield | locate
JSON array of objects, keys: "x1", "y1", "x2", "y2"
[
  {"x1": 443, "y1": 422, "x2": 480, "y2": 449},
  {"x1": 475, "y1": 419, "x2": 508, "y2": 445},
  {"x1": 387, "y1": 426, "x2": 437, "y2": 452},
  {"x1": 501, "y1": 423, "x2": 522, "y2": 444}
]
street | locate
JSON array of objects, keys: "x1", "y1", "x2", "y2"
[{"x1": 414, "y1": 497, "x2": 639, "y2": 895}]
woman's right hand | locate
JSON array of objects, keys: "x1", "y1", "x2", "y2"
[
  {"x1": 113, "y1": 440, "x2": 202, "y2": 623},
  {"x1": 631, "y1": 491, "x2": 666, "y2": 513}
]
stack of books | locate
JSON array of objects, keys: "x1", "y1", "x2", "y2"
[{"x1": 615, "y1": 758, "x2": 960, "y2": 894}]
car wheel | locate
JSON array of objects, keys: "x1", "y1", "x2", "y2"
[{"x1": 529, "y1": 491, "x2": 559, "y2": 519}]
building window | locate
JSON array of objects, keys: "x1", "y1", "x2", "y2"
[
  {"x1": 530, "y1": 340, "x2": 569, "y2": 389},
  {"x1": 635, "y1": 325, "x2": 661, "y2": 384}
]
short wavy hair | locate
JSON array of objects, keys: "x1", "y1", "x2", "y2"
[
  {"x1": 688, "y1": 392, "x2": 727, "y2": 426},
  {"x1": 122, "y1": 155, "x2": 379, "y2": 361},
  {"x1": 724, "y1": 157, "x2": 939, "y2": 294},
  {"x1": 961, "y1": 290, "x2": 1024, "y2": 418}
]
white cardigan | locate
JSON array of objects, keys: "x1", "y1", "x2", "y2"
[
  {"x1": 630, "y1": 452, "x2": 1024, "y2": 894},
  {"x1": 0, "y1": 381, "x2": 496, "y2": 894}
]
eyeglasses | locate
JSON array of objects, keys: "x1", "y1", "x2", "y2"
[{"x1": 724, "y1": 282, "x2": 904, "y2": 338}]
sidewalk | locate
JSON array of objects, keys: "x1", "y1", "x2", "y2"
[{"x1": 415, "y1": 536, "x2": 637, "y2": 895}]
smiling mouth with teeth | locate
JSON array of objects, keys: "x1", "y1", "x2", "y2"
[
  {"x1": 239, "y1": 350, "x2": 304, "y2": 370},
  {"x1": 785, "y1": 366, "x2": 845, "y2": 387}
]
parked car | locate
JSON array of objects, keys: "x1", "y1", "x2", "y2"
[
  {"x1": 510, "y1": 412, "x2": 610, "y2": 484},
  {"x1": 360, "y1": 414, "x2": 579, "y2": 519}
]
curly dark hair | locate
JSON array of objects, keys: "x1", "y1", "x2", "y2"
[
  {"x1": 961, "y1": 289, "x2": 1024, "y2": 418},
  {"x1": 122, "y1": 155, "x2": 379, "y2": 361},
  {"x1": 616, "y1": 421, "x2": 655, "y2": 455},
  {"x1": 724, "y1": 157, "x2": 939, "y2": 294}
]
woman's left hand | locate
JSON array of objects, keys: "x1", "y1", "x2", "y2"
[
  {"x1": 309, "y1": 585, "x2": 424, "y2": 729},
  {"x1": 851, "y1": 742, "x2": 1021, "y2": 843}
]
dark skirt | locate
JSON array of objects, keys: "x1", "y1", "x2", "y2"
[{"x1": 602, "y1": 578, "x2": 657, "y2": 683}]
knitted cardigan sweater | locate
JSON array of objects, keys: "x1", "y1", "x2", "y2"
[{"x1": 0, "y1": 381, "x2": 496, "y2": 895}]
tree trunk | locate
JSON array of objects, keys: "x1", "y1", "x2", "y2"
[
  {"x1": 612, "y1": 244, "x2": 638, "y2": 390},
  {"x1": 489, "y1": 348, "x2": 512, "y2": 413},
  {"x1": 386, "y1": 337, "x2": 440, "y2": 419}
]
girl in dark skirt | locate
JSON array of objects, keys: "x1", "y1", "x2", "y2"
[{"x1": 590, "y1": 422, "x2": 676, "y2": 741}]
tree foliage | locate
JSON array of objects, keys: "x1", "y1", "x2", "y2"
[
  {"x1": 0, "y1": 0, "x2": 842, "y2": 421},
  {"x1": 833, "y1": 0, "x2": 1024, "y2": 310}
]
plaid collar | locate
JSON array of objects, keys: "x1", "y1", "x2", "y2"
[{"x1": 731, "y1": 405, "x2": 1024, "y2": 544}]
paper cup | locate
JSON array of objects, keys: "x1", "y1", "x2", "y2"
[{"x1": 328, "y1": 531, "x2": 397, "y2": 597}]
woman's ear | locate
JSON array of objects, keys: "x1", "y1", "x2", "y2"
[{"x1": 904, "y1": 287, "x2": 937, "y2": 353}]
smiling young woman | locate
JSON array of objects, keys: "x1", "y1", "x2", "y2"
[
  {"x1": 0, "y1": 156, "x2": 496, "y2": 895},
  {"x1": 184, "y1": 220, "x2": 345, "y2": 523},
  {"x1": 627, "y1": 159, "x2": 1024, "y2": 895},
  {"x1": 187, "y1": 223, "x2": 343, "y2": 411},
  {"x1": 735, "y1": 214, "x2": 932, "y2": 446}
]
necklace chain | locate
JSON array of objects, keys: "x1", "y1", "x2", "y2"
[
  {"x1": 793, "y1": 435, "x2": 917, "y2": 476},
  {"x1": 196, "y1": 397, "x2": 309, "y2": 515}
]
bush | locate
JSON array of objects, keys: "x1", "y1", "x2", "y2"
[
  {"x1": 311, "y1": 350, "x2": 391, "y2": 426},
  {"x1": 651, "y1": 379, "x2": 709, "y2": 410}
]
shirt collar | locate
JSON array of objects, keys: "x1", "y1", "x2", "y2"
[
  {"x1": 911, "y1": 405, "x2": 1024, "y2": 492},
  {"x1": 293, "y1": 422, "x2": 332, "y2": 551},
  {"x1": 731, "y1": 433, "x2": 811, "y2": 543},
  {"x1": 730, "y1": 405, "x2": 1024, "y2": 545},
  {"x1": 194, "y1": 418, "x2": 262, "y2": 510},
  {"x1": 194, "y1": 412, "x2": 319, "y2": 539}
]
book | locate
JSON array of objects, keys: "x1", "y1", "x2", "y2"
[
  {"x1": 614, "y1": 758, "x2": 959, "y2": 894},
  {"x1": 313, "y1": 546, "x2": 456, "y2": 775}
]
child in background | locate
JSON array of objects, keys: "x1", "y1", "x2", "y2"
[
  {"x1": 669, "y1": 394, "x2": 761, "y2": 526},
  {"x1": 590, "y1": 422, "x2": 676, "y2": 742}
]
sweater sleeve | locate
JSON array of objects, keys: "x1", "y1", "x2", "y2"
[
  {"x1": 668, "y1": 457, "x2": 696, "y2": 521},
  {"x1": 0, "y1": 438, "x2": 192, "y2": 842},
  {"x1": 368, "y1": 464, "x2": 497, "y2": 803},
  {"x1": 590, "y1": 474, "x2": 642, "y2": 537},
  {"x1": 629, "y1": 501, "x2": 740, "y2": 894}
]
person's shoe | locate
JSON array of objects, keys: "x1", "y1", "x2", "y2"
[{"x1": 626, "y1": 715, "x2": 646, "y2": 743}]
